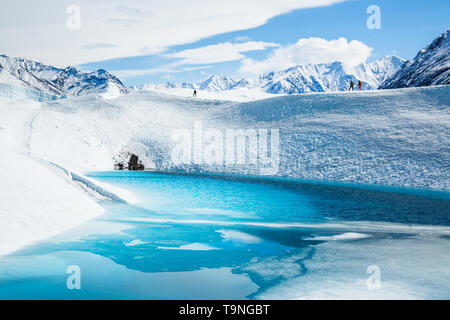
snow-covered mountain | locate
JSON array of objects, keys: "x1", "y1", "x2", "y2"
[
  {"x1": 137, "y1": 56, "x2": 404, "y2": 95},
  {"x1": 198, "y1": 73, "x2": 237, "y2": 91},
  {"x1": 380, "y1": 29, "x2": 450, "y2": 89},
  {"x1": 257, "y1": 55, "x2": 404, "y2": 94},
  {"x1": 0, "y1": 54, "x2": 129, "y2": 98},
  {"x1": 138, "y1": 74, "x2": 242, "y2": 92}
]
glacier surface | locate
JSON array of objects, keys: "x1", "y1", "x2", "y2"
[
  {"x1": 23, "y1": 86, "x2": 450, "y2": 190},
  {"x1": 0, "y1": 84, "x2": 449, "y2": 256}
]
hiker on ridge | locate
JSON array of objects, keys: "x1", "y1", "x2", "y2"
[{"x1": 349, "y1": 80, "x2": 354, "y2": 91}]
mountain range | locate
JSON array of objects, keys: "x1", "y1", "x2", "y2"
[
  {"x1": 138, "y1": 55, "x2": 405, "y2": 94},
  {"x1": 0, "y1": 30, "x2": 448, "y2": 99},
  {"x1": 138, "y1": 30, "x2": 450, "y2": 95},
  {"x1": 0, "y1": 55, "x2": 129, "y2": 98}
]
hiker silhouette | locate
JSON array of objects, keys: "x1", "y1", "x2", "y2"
[{"x1": 349, "y1": 81, "x2": 354, "y2": 91}]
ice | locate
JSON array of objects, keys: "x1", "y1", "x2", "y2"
[
  {"x1": 240, "y1": 251, "x2": 310, "y2": 282},
  {"x1": 111, "y1": 217, "x2": 450, "y2": 236},
  {"x1": 217, "y1": 229, "x2": 262, "y2": 244},
  {"x1": 0, "y1": 83, "x2": 58, "y2": 102},
  {"x1": 157, "y1": 243, "x2": 220, "y2": 251},
  {"x1": 186, "y1": 208, "x2": 253, "y2": 218},
  {"x1": 304, "y1": 232, "x2": 370, "y2": 241},
  {"x1": 255, "y1": 237, "x2": 450, "y2": 299},
  {"x1": 125, "y1": 240, "x2": 149, "y2": 247}
]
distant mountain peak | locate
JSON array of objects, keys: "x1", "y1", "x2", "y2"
[{"x1": 198, "y1": 73, "x2": 236, "y2": 91}]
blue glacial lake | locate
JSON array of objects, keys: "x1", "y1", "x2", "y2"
[{"x1": 0, "y1": 172, "x2": 449, "y2": 299}]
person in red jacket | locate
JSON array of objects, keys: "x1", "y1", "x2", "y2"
[{"x1": 358, "y1": 80, "x2": 363, "y2": 90}]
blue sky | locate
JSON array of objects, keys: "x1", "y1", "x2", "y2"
[{"x1": 79, "y1": 0, "x2": 449, "y2": 86}]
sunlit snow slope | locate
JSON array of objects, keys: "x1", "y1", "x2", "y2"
[{"x1": 0, "y1": 97, "x2": 105, "y2": 256}]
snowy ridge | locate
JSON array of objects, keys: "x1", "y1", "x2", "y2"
[
  {"x1": 46, "y1": 161, "x2": 135, "y2": 204},
  {"x1": 0, "y1": 54, "x2": 129, "y2": 98},
  {"x1": 381, "y1": 29, "x2": 450, "y2": 88}
]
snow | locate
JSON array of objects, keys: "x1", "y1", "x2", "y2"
[
  {"x1": 0, "y1": 95, "x2": 132, "y2": 257},
  {"x1": 199, "y1": 73, "x2": 237, "y2": 91},
  {"x1": 255, "y1": 237, "x2": 450, "y2": 299},
  {"x1": 134, "y1": 86, "x2": 278, "y2": 102},
  {"x1": 0, "y1": 148, "x2": 104, "y2": 257}
]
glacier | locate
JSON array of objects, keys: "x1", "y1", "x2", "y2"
[
  {"x1": 0, "y1": 82, "x2": 449, "y2": 257},
  {"x1": 24, "y1": 86, "x2": 450, "y2": 190}
]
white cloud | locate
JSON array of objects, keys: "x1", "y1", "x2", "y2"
[
  {"x1": 113, "y1": 41, "x2": 277, "y2": 78},
  {"x1": 182, "y1": 65, "x2": 213, "y2": 71},
  {"x1": 167, "y1": 41, "x2": 279, "y2": 65},
  {"x1": 239, "y1": 37, "x2": 373, "y2": 75},
  {"x1": 0, "y1": 0, "x2": 347, "y2": 67}
]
